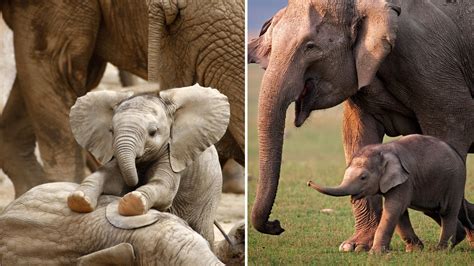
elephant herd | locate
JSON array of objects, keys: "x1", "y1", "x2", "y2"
[{"x1": 0, "y1": 0, "x2": 245, "y2": 264}]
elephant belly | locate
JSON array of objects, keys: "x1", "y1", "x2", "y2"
[{"x1": 377, "y1": 112, "x2": 421, "y2": 137}]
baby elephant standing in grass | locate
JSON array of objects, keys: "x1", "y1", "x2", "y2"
[{"x1": 308, "y1": 134, "x2": 473, "y2": 253}]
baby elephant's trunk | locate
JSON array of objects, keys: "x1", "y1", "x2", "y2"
[
  {"x1": 114, "y1": 135, "x2": 139, "y2": 187},
  {"x1": 307, "y1": 180, "x2": 351, "y2": 197}
]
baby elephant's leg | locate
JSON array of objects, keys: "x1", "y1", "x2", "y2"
[
  {"x1": 371, "y1": 194, "x2": 408, "y2": 254},
  {"x1": 423, "y1": 211, "x2": 466, "y2": 246},
  {"x1": 438, "y1": 214, "x2": 459, "y2": 249},
  {"x1": 395, "y1": 211, "x2": 423, "y2": 252},
  {"x1": 118, "y1": 164, "x2": 180, "y2": 216},
  {"x1": 68, "y1": 160, "x2": 124, "y2": 212}
]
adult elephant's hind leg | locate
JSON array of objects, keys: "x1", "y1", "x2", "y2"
[
  {"x1": 0, "y1": 78, "x2": 44, "y2": 196},
  {"x1": 340, "y1": 99, "x2": 385, "y2": 252}
]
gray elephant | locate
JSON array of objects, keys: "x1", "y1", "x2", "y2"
[
  {"x1": 308, "y1": 135, "x2": 473, "y2": 253},
  {"x1": 0, "y1": 0, "x2": 244, "y2": 197},
  {"x1": 0, "y1": 182, "x2": 241, "y2": 265},
  {"x1": 66, "y1": 85, "x2": 229, "y2": 246},
  {"x1": 248, "y1": 0, "x2": 474, "y2": 251}
]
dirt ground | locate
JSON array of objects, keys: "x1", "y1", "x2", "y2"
[{"x1": 0, "y1": 17, "x2": 244, "y2": 242}]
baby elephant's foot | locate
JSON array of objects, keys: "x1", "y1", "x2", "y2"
[
  {"x1": 405, "y1": 240, "x2": 424, "y2": 252},
  {"x1": 67, "y1": 191, "x2": 96, "y2": 213},
  {"x1": 118, "y1": 191, "x2": 148, "y2": 216}
]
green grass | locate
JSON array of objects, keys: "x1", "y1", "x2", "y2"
[{"x1": 247, "y1": 65, "x2": 474, "y2": 265}]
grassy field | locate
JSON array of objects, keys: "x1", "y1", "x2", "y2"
[{"x1": 247, "y1": 64, "x2": 474, "y2": 265}]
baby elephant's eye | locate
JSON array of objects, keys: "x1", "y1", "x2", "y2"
[
  {"x1": 360, "y1": 174, "x2": 367, "y2": 180},
  {"x1": 148, "y1": 128, "x2": 158, "y2": 137}
]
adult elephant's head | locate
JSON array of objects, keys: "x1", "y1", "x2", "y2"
[
  {"x1": 248, "y1": 0, "x2": 400, "y2": 235},
  {"x1": 69, "y1": 85, "x2": 230, "y2": 187}
]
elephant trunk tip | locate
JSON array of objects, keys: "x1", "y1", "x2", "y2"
[
  {"x1": 251, "y1": 217, "x2": 285, "y2": 236},
  {"x1": 307, "y1": 180, "x2": 320, "y2": 191}
]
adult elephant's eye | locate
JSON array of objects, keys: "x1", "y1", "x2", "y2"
[
  {"x1": 360, "y1": 174, "x2": 367, "y2": 180},
  {"x1": 305, "y1": 41, "x2": 316, "y2": 50}
]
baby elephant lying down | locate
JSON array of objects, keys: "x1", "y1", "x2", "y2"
[
  {"x1": 0, "y1": 182, "x2": 241, "y2": 265},
  {"x1": 308, "y1": 134, "x2": 473, "y2": 253}
]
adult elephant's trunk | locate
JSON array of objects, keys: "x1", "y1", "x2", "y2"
[
  {"x1": 148, "y1": 0, "x2": 165, "y2": 83},
  {"x1": 307, "y1": 180, "x2": 352, "y2": 197},
  {"x1": 251, "y1": 65, "x2": 296, "y2": 235},
  {"x1": 114, "y1": 134, "x2": 139, "y2": 187},
  {"x1": 148, "y1": 0, "x2": 179, "y2": 85}
]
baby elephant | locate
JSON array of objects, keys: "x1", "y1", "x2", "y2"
[
  {"x1": 308, "y1": 134, "x2": 473, "y2": 253},
  {"x1": 67, "y1": 84, "x2": 229, "y2": 245}
]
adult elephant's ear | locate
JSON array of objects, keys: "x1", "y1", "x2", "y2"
[
  {"x1": 69, "y1": 90, "x2": 133, "y2": 164},
  {"x1": 160, "y1": 84, "x2": 230, "y2": 172},
  {"x1": 248, "y1": 8, "x2": 286, "y2": 69},
  {"x1": 354, "y1": 0, "x2": 400, "y2": 89}
]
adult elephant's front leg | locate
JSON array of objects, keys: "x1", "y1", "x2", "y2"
[
  {"x1": 340, "y1": 99, "x2": 385, "y2": 252},
  {"x1": 11, "y1": 1, "x2": 105, "y2": 184}
]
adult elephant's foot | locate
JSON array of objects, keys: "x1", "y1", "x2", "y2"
[
  {"x1": 67, "y1": 190, "x2": 95, "y2": 213},
  {"x1": 466, "y1": 229, "x2": 474, "y2": 248},
  {"x1": 340, "y1": 196, "x2": 383, "y2": 252},
  {"x1": 118, "y1": 191, "x2": 147, "y2": 216},
  {"x1": 339, "y1": 229, "x2": 376, "y2": 252}
]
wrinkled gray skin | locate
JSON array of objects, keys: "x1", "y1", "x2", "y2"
[
  {"x1": 248, "y1": 0, "x2": 474, "y2": 251},
  {"x1": 308, "y1": 135, "x2": 473, "y2": 253},
  {"x1": 0, "y1": 183, "x2": 224, "y2": 265},
  {"x1": 67, "y1": 85, "x2": 229, "y2": 246},
  {"x1": 0, "y1": 0, "x2": 244, "y2": 197}
]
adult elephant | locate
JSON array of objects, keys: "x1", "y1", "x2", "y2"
[
  {"x1": 0, "y1": 0, "x2": 244, "y2": 196},
  {"x1": 249, "y1": 0, "x2": 473, "y2": 251},
  {"x1": 0, "y1": 182, "x2": 244, "y2": 264}
]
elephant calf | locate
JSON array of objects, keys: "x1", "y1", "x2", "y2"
[
  {"x1": 66, "y1": 84, "x2": 230, "y2": 245},
  {"x1": 308, "y1": 134, "x2": 473, "y2": 253}
]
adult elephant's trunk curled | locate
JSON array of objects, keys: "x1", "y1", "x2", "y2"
[
  {"x1": 114, "y1": 135, "x2": 139, "y2": 187},
  {"x1": 251, "y1": 66, "x2": 296, "y2": 235}
]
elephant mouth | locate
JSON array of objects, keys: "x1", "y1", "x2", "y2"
[
  {"x1": 294, "y1": 79, "x2": 314, "y2": 127},
  {"x1": 350, "y1": 193, "x2": 365, "y2": 203}
]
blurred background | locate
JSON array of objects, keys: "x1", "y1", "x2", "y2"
[{"x1": 248, "y1": 0, "x2": 286, "y2": 38}]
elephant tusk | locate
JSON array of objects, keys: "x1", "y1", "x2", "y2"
[{"x1": 214, "y1": 220, "x2": 234, "y2": 246}]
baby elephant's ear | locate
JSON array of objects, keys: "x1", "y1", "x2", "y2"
[
  {"x1": 160, "y1": 84, "x2": 230, "y2": 172},
  {"x1": 70, "y1": 90, "x2": 133, "y2": 164},
  {"x1": 380, "y1": 152, "x2": 410, "y2": 193}
]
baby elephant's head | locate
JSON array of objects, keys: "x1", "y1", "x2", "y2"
[
  {"x1": 308, "y1": 147, "x2": 410, "y2": 199},
  {"x1": 70, "y1": 84, "x2": 230, "y2": 187}
]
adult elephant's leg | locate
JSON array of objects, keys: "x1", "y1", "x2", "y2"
[
  {"x1": 0, "y1": 78, "x2": 44, "y2": 196},
  {"x1": 340, "y1": 98, "x2": 385, "y2": 252},
  {"x1": 12, "y1": 1, "x2": 103, "y2": 184},
  {"x1": 225, "y1": 84, "x2": 245, "y2": 162}
]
